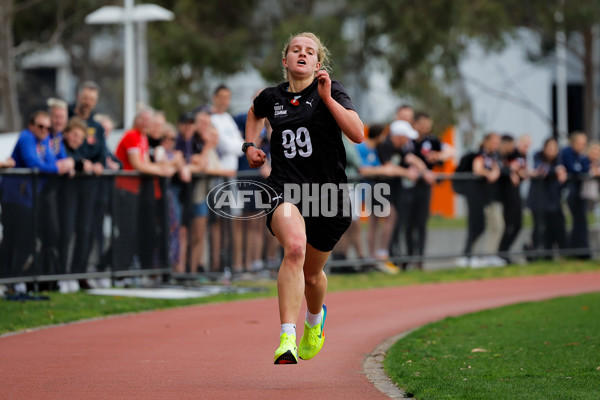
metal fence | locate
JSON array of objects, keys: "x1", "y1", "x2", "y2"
[{"x1": 0, "y1": 169, "x2": 598, "y2": 284}]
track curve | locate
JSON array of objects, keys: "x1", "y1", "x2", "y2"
[{"x1": 1, "y1": 272, "x2": 599, "y2": 400}]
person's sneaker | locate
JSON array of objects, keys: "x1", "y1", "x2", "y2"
[
  {"x1": 376, "y1": 261, "x2": 400, "y2": 274},
  {"x1": 298, "y1": 305, "x2": 327, "y2": 360},
  {"x1": 274, "y1": 333, "x2": 298, "y2": 365}
]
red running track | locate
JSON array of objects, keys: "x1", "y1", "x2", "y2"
[{"x1": 1, "y1": 272, "x2": 599, "y2": 400}]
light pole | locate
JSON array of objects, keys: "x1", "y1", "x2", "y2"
[
  {"x1": 85, "y1": 0, "x2": 173, "y2": 128},
  {"x1": 555, "y1": 3, "x2": 568, "y2": 141}
]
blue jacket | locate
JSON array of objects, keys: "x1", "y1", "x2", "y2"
[
  {"x1": 48, "y1": 132, "x2": 67, "y2": 160},
  {"x1": 1, "y1": 129, "x2": 59, "y2": 207},
  {"x1": 560, "y1": 146, "x2": 590, "y2": 199}
]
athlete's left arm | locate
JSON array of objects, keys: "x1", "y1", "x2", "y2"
[{"x1": 317, "y1": 70, "x2": 364, "y2": 144}]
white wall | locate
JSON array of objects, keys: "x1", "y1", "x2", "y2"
[{"x1": 459, "y1": 30, "x2": 554, "y2": 152}]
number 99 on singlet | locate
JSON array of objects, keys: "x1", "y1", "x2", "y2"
[{"x1": 282, "y1": 127, "x2": 313, "y2": 159}]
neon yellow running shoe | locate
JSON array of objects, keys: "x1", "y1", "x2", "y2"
[
  {"x1": 298, "y1": 304, "x2": 327, "y2": 360},
  {"x1": 274, "y1": 333, "x2": 298, "y2": 365}
]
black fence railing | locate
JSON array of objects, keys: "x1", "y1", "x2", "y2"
[{"x1": 0, "y1": 169, "x2": 598, "y2": 284}]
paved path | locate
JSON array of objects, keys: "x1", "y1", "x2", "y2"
[{"x1": 1, "y1": 272, "x2": 600, "y2": 400}]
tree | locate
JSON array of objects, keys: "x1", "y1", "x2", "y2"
[
  {"x1": 0, "y1": 0, "x2": 23, "y2": 132},
  {"x1": 0, "y1": 0, "x2": 116, "y2": 132},
  {"x1": 346, "y1": 0, "x2": 522, "y2": 132},
  {"x1": 507, "y1": 0, "x2": 600, "y2": 139},
  {"x1": 145, "y1": 0, "x2": 350, "y2": 121},
  {"x1": 145, "y1": 0, "x2": 261, "y2": 120}
]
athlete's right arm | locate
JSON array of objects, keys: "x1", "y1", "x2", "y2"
[{"x1": 245, "y1": 105, "x2": 267, "y2": 168}]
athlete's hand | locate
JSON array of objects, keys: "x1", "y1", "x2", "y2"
[
  {"x1": 246, "y1": 146, "x2": 266, "y2": 168},
  {"x1": 316, "y1": 70, "x2": 332, "y2": 101}
]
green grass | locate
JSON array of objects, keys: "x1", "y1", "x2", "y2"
[
  {"x1": 1, "y1": 260, "x2": 599, "y2": 336},
  {"x1": 0, "y1": 288, "x2": 277, "y2": 336},
  {"x1": 384, "y1": 292, "x2": 600, "y2": 400}
]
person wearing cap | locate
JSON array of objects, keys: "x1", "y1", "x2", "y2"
[{"x1": 376, "y1": 119, "x2": 428, "y2": 267}]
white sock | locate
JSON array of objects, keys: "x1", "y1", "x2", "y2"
[
  {"x1": 281, "y1": 323, "x2": 296, "y2": 337},
  {"x1": 306, "y1": 309, "x2": 322, "y2": 328}
]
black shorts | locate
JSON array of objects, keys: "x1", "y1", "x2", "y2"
[{"x1": 263, "y1": 183, "x2": 352, "y2": 252}]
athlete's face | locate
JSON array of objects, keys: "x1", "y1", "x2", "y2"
[{"x1": 283, "y1": 37, "x2": 321, "y2": 80}]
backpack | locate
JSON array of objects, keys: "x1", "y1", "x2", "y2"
[{"x1": 452, "y1": 151, "x2": 477, "y2": 195}]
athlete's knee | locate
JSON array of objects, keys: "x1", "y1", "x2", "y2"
[
  {"x1": 283, "y1": 237, "x2": 306, "y2": 266},
  {"x1": 304, "y1": 270, "x2": 324, "y2": 288}
]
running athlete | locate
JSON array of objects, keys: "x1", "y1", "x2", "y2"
[{"x1": 244, "y1": 32, "x2": 364, "y2": 364}]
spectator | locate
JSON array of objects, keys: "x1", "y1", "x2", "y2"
[
  {"x1": 377, "y1": 120, "x2": 424, "y2": 267},
  {"x1": 561, "y1": 132, "x2": 591, "y2": 259},
  {"x1": 210, "y1": 85, "x2": 243, "y2": 272},
  {"x1": 355, "y1": 124, "x2": 397, "y2": 260},
  {"x1": 90, "y1": 112, "x2": 121, "y2": 280},
  {"x1": 173, "y1": 111, "x2": 201, "y2": 273},
  {"x1": 39, "y1": 98, "x2": 69, "y2": 280},
  {"x1": 395, "y1": 105, "x2": 414, "y2": 124},
  {"x1": 187, "y1": 111, "x2": 212, "y2": 273},
  {"x1": 68, "y1": 81, "x2": 106, "y2": 281},
  {"x1": 497, "y1": 134, "x2": 527, "y2": 263},
  {"x1": 191, "y1": 124, "x2": 236, "y2": 272},
  {"x1": 211, "y1": 85, "x2": 244, "y2": 170},
  {"x1": 0, "y1": 111, "x2": 73, "y2": 277},
  {"x1": 47, "y1": 98, "x2": 68, "y2": 159},
  {"x1": 57, "y1": 117, "x2": 102, "y2": 292},
  {"x1": 148, "y1": 110, "x2": 167, "y2": 162},
  {"x1": 527, "y1": 137, "x2": 567, "y2": 258},
  {"x1": 405, "y1": 111, "x2": 445, "y2": 270},
  {"x1": 69, "y1": 81, "x2": 107, "y2": 166},
  {"x1": 94, "y1": 113, "x2": 122, "y2": 170},
  {"x1": 332, "y1": 135, "x2": 366, "y2": 266},
  {"x1": 160, "y1": 122, "x2": 188, "y2": 271},
  {"x1": 233, "y1": 103, "x2": 271, "y2": 274},
  {"x1": 458, "y1": 132, "x2": 501, "y2": 267},
  {"x1": 586, "y1": 141, "x2": 600, "y2": 248},
  {"x1": 586, "y1": 141, "x2": 600, "y2": 205},
  {"x1": 114, "y1": 109, "x2": 176, "y2": 269}
]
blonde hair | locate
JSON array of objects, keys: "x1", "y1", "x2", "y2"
[
  {"x1": 281, "y1": 32, "x2": 330, "y2": 81},
  {"x1": 64, "y1": 116, "x2": 88, "y2": 134},
  {"x1": 47, "y1": 97, "x2": 67, "y2": 110}
]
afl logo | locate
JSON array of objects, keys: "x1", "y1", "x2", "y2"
[
  {"x1": 290, "y1": 98, "x2": 299, "y2": 106},
  {"x1": 206, "y1": 180, "x2": 281, "y2": 220}
]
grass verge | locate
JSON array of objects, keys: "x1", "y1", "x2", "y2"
[
  {"x1": 1, "y1": 259, "x2": 599, "y2": 336},
  {"x1": 384, "y1": 292, "x2": 600, "y2": 400}
]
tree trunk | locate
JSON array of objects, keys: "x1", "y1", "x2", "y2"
[
  {"x1": 0, "y1": 0, "x2": 21, "y2": 132},
  {"x1": 582, "y1": 27, "x2": 597, "y2": 140}
]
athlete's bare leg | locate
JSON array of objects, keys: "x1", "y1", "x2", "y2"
[
  {"x1": 303, "y1": 243, "x2": 330, "y2": 315},
  {"x1": 270, "y1": 203, "x2": 307, "y2": 324}
]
